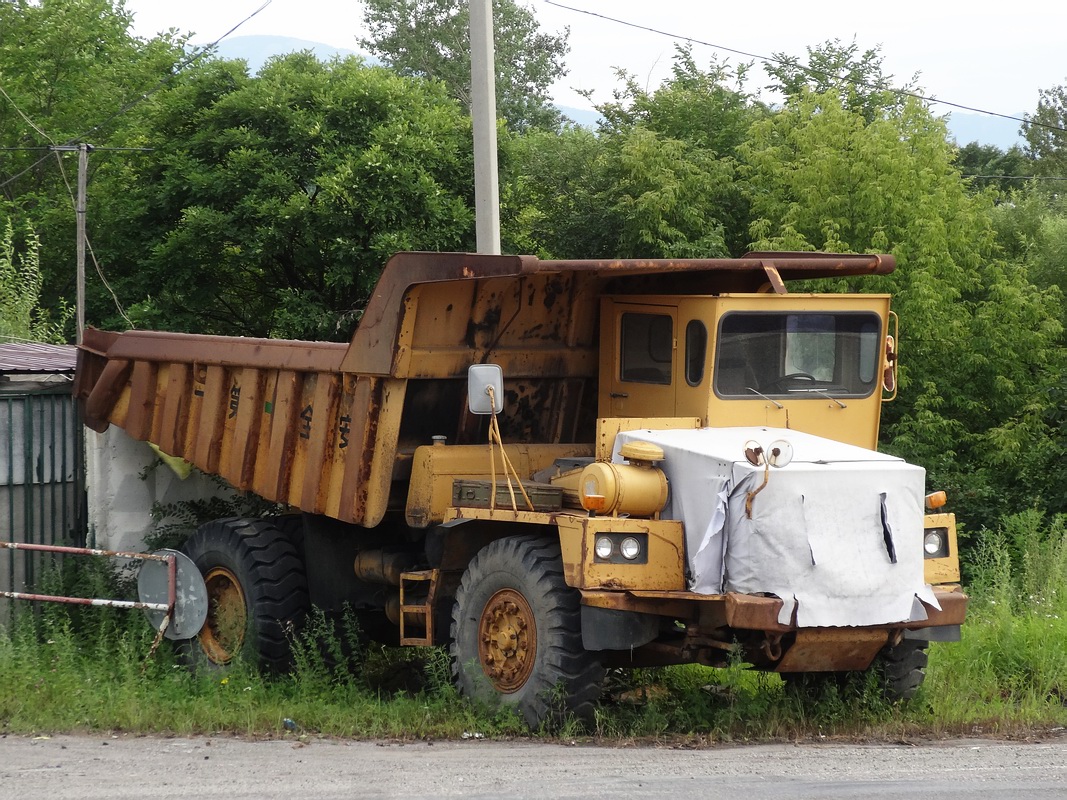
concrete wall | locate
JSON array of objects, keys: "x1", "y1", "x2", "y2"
[{"x1": 86, "y1": 426, "x2": 228, "y2": 554}]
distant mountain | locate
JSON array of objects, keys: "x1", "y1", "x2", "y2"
[
  {"x1": 558, "y1": 106, "x2": 601, "y2": 128},
  {"x1": 212, "y1": 35, "x2": 361, "y2": 73},
  {"x1": 209, "y1": 37, "x2": 1026, "y2": 151},
  {"x1": 944, "y1": 111, "x2": 1026, "y2": 150}
]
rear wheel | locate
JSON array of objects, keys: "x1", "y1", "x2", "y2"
[
  {"x1": 450, "y1": 535, "x2": 604, "y2": 729},
  {"x1": 178, "y1": 517, "x2": 309, "y2": 673},
  {"x1": 781, "y1": 639, "x2": 929, "y2": 702}
]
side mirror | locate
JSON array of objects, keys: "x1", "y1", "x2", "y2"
[{"x1": 467, "y1": 364, "x2": 504, "y2": 415}]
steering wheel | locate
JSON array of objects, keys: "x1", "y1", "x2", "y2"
[{"x1": 769, "y1": 372, "x2": 816, "y2": 390}]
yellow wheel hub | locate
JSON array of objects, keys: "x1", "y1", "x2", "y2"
[
  {"x1": 479, "y1": 589, "x2": 536, "y2": 693},
  {"x1": 199, "y1": 566, "x2": 246, "y2": 664}
]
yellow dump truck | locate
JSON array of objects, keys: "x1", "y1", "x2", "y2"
[{"x1": 75, "y1": 250, "x2": 967, "y2": 726}]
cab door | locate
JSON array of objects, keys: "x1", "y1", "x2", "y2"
[{"x1": 599, "y1": 299, "x2": 678, "y2": 418}]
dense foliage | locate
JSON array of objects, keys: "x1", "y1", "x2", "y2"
[
  {"x1": 359, "y1": 0, "x2": 569, "y2": 133},
  {"x1": 1, "y1": 0, "x2": 1065, "y2": 534}
]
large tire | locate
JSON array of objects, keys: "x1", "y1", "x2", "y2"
[
  {"x1": 178, "y1": 517, "x2": 309, "y2": 674},
  {"x1": 878, "y1": 639, "x2": 929, "y2": 702},
  {"x1": 450, "y1": 535, "x2": 604, "y2": 729}
]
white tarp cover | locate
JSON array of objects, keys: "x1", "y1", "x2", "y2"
[{"x1": 613, "y1": 427, "x2": 940, "y2": 628}]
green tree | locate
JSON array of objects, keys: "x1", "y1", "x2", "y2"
[
  {"x1": 506, "y1": 48, "x2": 760, "y2": 259},
  {"x1": 1023, "y1": 83, "x2": 1067, "y2": 177},
  {"x1": 954, "y1": 142, "x2": 1031, "y2": 195},
  {"x1": 0, "y1": 0, "x2": 187, "y2": 319},
  {"x1": 740, "y1": 88, "x2": 1064, "y2": 526},
  {"x1": 764, "y1": 39, "x2": 917, "y2": 125},
  {"x1": 359, "y1": 0, "x2": 569, "y2": 132},
  {"x1": 89, "y1": 53, "x2": 475, "y2": 339}
]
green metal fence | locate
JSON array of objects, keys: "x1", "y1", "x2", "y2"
[{"x1": 0, "y1": 382, "x2": 86, "y2": 626}]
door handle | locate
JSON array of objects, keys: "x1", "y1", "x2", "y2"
[{"x1": 610, "y1": 392, "x2": 629, "y2": 399}]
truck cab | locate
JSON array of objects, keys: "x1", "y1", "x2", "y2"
[{"x1": 600, "y1": 293, "x2": 893, "y2": 450}]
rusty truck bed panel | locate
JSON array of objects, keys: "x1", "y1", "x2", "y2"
[{"x1": 76, "y1": 328, "x2": 399, "y2": 526}]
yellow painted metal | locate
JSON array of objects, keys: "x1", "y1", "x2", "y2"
[
  {"x1": 597, "y1": 293, "x2": 891, "y2": 451},
  {"x1": 387, "y1": 276, "x2": 599, "y2": 380},
  {"x1": 399, "y1": 569, "x2": 439, "y2": 646},
  {"x1": 599, "y1": 299, "x2": 679, "y2": 419},
  {"x1": 406, "y1": 443, "x2": 594, "y2": 527},
  {"x1": 556, "y1": 516, "x2": 685, "y2": 591},
  {"x1": 199, "y1": 566, "x2": 247, "y2": 665},
  {"x1": 577, "y1": 461, "x2": 668, "y2": 517},
  {"x1": 923, "y1": 512, "x2": 962, "y2": 584},
  {"x1": 596, "y1": 417, "x2": 701, "y2": 461}
]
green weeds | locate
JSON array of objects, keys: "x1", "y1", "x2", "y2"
[{"x1": 3, "y1": 510, "x2": 1067, "y2": 741}]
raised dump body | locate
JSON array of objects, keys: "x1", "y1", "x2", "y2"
[{"x1": 75, "y1": 250, "x2": 967, "y2": 728}]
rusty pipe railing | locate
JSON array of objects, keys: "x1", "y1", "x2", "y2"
[{"x1": 0, "y1": 542, "x2": 188, "y2": 667}]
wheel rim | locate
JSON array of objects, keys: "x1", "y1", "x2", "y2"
[
  {"x1": 199, "y1": 567, "x2": 246, "y2": 664},
  {"x1": 478, "y1": 588, "x2": 537, "y2": 693}
]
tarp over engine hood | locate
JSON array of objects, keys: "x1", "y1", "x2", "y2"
[{"x1": 613, "y1": 427, "x2": 940, "y2": 628}]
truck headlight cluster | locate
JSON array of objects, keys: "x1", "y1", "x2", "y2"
[
  {"x1": 923, "y1": 527, "x2": 949, "y2": 558},
  {"x1": 593, "y1": 533, "x2": 647, "y2": 564}
]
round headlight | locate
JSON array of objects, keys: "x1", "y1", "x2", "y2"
[
  {"x1": 620, "y1": 536, "x2": 642, "y2": 560},
  {"x1": 595, "y1": 536, "x2": 614, "y2": 559},
  {"x1": 924, "y1": 531, "x2": 944, "y2": 556}
]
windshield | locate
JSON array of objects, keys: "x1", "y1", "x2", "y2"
[{"x1": 714, "y1": 311, "x2": 882, "y2": 398}]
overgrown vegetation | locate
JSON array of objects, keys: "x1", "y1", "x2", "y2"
[{"x1": 3, "y1": 510, "x2": 1065, "y2": 740}]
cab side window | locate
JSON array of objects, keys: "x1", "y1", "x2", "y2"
[
  {"x1": 685, "y1": 320, "x2": 707, "y2": 386},
  {"x1": 620, "y1": 313, "x2": 673, "y2": 384}
]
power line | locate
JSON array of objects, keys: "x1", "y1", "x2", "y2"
[
  {"x1": 541, "y1": 0, "x2": 1067, "y2": 137},
  {"x1": 964, "y1": 174, "x2": 1067, "y2": 182}
]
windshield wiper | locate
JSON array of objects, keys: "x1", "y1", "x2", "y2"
[
  {"x1": 746, "y1": 387, "x2": 783, "y2": 408},
  {"x1": 789, "y1": 387, "x2": 847, "y2": 408}
]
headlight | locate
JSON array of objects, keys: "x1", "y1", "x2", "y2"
[
  {"x1": 620, "y1": 537, "x2": 642, "y2": 560},
  {"x1": 924, "y1": 528, "x2": 949, "y2": 558},
  {"x1": 591, "y1": 533, "x2": 649, "y2": 564}
]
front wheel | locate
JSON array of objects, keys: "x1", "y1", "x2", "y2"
[
  {"x1": 450, "y1": 535, "x2": 604, "y2": 729},
  {"x1": 178, "y1": 517, "x2": 309, "y2": 674},
  {"x1": 878, "y1": 639, "x2": 928, "y2": 701}
]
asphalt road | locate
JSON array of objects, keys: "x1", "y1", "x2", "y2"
[{"x1": 3, "y1": 733, "x2": 1066, "y2": 799}]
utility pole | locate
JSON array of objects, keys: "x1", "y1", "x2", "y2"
[
  {"x1": 50, "y1": 143, "x2": 91, "y2": 343},
  {"x1": 76, "y1": 143, "x2": 89, "y2": 344},
  {"x1": 470, "y1": 0, "x2": 500, "y2": 254}
]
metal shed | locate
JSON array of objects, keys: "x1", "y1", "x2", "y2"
[{"x1": 0, "y1": 343, "x2": 85, "y2": 625}]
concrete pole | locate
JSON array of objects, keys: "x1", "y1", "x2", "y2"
[
  {"x1": 76, "y1": 143, "x2": 88, "y2": 343},
  {"x1": 470, "y1": 0, "x2": 501, "y2": 254}
]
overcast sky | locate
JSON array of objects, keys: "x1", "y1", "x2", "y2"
[{"x1": 123, "y1": 0, "x2": 1065, "y2": 118}]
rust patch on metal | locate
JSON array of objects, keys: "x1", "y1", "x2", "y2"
[
  {"x1": 776, "y1": 628, "x2": 888, "y2": 673},
  {"x1": 724, "y1": 592, "x2": 792, "y2": 633}
]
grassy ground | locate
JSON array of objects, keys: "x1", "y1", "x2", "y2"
[{"x1": 2, "y1": 511, "x2": 1066, "y2": 742}]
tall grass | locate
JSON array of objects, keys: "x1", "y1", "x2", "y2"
[
  {"x1": 924, "y1": 510, "x2": 1067, "y2": 731},
  {"x1": 2, "y1": 510, "x2": 1066, "y2": 740}
]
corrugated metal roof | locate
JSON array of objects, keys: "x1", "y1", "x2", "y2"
[{"x1": 0, "y1": 343, "x2": 77, "y2": 374}]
